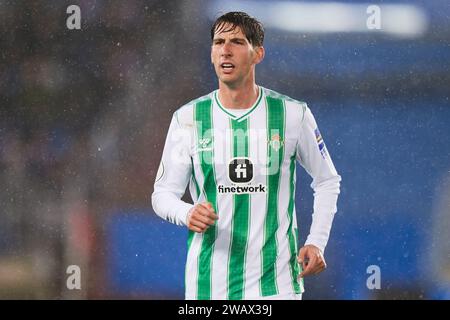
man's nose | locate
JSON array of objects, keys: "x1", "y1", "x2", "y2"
[{"x1": 221, "y1": 42, "x2": 232, "y2": 56}]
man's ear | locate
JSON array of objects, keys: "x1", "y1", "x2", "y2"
[{"x1": 254, "y1": 46, "x2": 265, "y2": 64}]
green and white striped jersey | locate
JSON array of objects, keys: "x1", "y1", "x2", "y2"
[{"x1": 152, "y1": 86, "x2": 341, "y2": 300}]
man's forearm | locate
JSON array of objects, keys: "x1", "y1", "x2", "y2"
[
  {"x1": 305, "y1": 175, "x2": 341, "y2": 253},
  {"x1": 152, "y1": 191, "x2": 194, "y2": 226}
]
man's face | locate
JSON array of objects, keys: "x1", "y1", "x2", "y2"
[{"x1": 211, "y1": 24, "x2": 264, "y2": 87}]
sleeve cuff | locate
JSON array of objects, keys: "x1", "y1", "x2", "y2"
[{"x1": 175, "y1": 202, "x2": 194, "y2": 226}]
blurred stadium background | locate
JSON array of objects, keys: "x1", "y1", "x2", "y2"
[{"x1": 0, "y1": 0, "x2": 449, "y2": 299}]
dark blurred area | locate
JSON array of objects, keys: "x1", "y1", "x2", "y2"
[
  {"x1": 0, "y1": 0, "x2": 449, "y2": 299},
  {"x1": 0, "y1": 0, "x2": 205, "y2": 299}
]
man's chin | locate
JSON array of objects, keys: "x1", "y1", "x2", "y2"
[{"x1": 218, "y1": 75, "x2": 239, "y2": 87}]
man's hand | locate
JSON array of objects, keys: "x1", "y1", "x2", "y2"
[
  {"x1": 297, "y1": 244, "x2": 327, "y2": 279},
  {"x1": 187, "y1": 202, "x2": 218, "y2": 233}
]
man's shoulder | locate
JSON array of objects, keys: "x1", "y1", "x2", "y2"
[
  {"x1": 263, "y1": 87, "x2": 307, "y2": 106},
  {"x1": 262, "y1": 87, "x2": 308, "y2": 119},
  {"x1": 176, "y1": 92, "x2": 214, "y2": 112},
  {"x1": 174, "y1": 91, "x2": 214, "y2": 127}
]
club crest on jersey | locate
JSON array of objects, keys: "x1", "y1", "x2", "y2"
[{"x1": 268, "y1": 134, "x2": 283, "y2": 152}]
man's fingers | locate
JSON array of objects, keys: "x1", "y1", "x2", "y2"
[
  {"x1": 195, "y1": 207, "x2": 217, "y2": 224},
  {"x1": 297, "y1": 251, "x2": 308, "y2": 277},
  {"x1": 301, "y1": 252, "x2": 321, "y2": 277},
  {"x1": 196, "y1": 214, "x2": 216, "y2": 226},
  {"x1": 299, "y1": 255, "x2": 316, "y2": 278},
  {"x1": 194, "y1": 206, "x2": 211, "y2": 218},
  {"x1": 200, "y1": 202, "x2": 214, "y2": 211},
  {"x1": 310, "y1": 251, "x2": 326, "y2": 274},
  {"x1": 189, "y1": 225, "x2": 204, "y2": 233},
  {"x1": 189, "y1": 218, "x2": 208, "y2": 230},
  {"x1": 187, "y1": 202, "x2": 220, "y2": 233},
  {"x1": 200, "y1": 202, "x2": 217, "y2": 215},
  {"x1": 297, "y1": 246, "x2": 327, "y2": 279},
  {"x1": 309, "y1": 262, "x2": 322, "y2": 275},
  {"x1": 204, "y1": 210, "x2": 218, "y2": 221},
  {"x1": 297, "y1": 249, "x2": 306, "y2": 264},
  {"x1": 298, "y1": 249, "x2": 310, "y2": 271},
  {"x1": 312, "y1": 259, "x2": 327, "y2": 274},
  {"x1": 300, "y1": 257, "x2": 326, "y2": 278},
  {"x1": 198, "y1": 203, "x2": 218, "y2": 220}
]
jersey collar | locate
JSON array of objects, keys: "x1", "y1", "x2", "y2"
[{"x1": 214, "y1": 86, "x2": 263, "y2": 122}]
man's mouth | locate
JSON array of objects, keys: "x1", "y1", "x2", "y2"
[{"x1": 220, "y1": 63, "x2": 235, "y2": 70}]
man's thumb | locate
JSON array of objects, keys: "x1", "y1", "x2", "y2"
[{"x1": 297, "y1": 248, "x2": 305, "y2": 264}]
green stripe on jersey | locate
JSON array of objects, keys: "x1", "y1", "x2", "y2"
[
  {"x1": 187, "y1": 158, "x2": 201, "y2": 253},
  {"x1": 195, "y1": 98, "x2": 218, "y2": 300},
  {"x1": 191, "y1": 158, "x2": 201, "y2": 201},
  {"x1": 228, "y1": 118, "x2": 250, "y2": 300},
  {"x1": 287, "y1": 153, "x2": 301, "y2": 293},
  {"x1": 261, "y1": 96, "x2": 285, "y2": 296}
]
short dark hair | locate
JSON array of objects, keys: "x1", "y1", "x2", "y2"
[{"x1": 211, "y1": 12, "x2": 264, "y2": 47}]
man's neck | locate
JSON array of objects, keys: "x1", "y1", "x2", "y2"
[{"x1": 217, "y1": 82, "x2": 259, "y2": 110}]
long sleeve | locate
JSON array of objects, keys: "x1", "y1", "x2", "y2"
[
  {"x1": 296, "y1": 106, "x2": 341, "y2": 253},
  {"x1": 151, "y1": 112, "x2": 194, "y2": 226}
]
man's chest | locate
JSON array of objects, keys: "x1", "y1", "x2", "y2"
[{"x1": 190, "y1": 122, "x2": 298, "y2": 186}]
